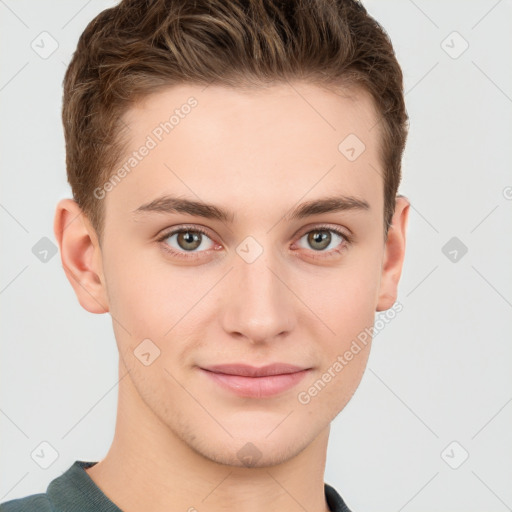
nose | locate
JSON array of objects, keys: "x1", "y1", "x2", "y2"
[{"x1": 219, "y1": 246, "x2": 296, "y2": 345}]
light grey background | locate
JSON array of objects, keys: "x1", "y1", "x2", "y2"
[{"x1": 1, "y1": 1, "x2": 511, "y2": 511}]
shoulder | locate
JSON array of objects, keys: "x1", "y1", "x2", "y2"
[
  {"x1": 325, "y1": 482, "x2": 354, "y2": 512},
  {"x1": 0, "y1": 493, "x2": 53, "y2": 511}
]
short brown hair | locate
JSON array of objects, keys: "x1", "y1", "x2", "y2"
[{"x1": 62, "y1": 0, "x2": 408, "y2": 244}]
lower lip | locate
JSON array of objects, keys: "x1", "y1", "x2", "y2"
[{"x1": 200, "y1": 368, "x2": 310, "y2": 398}]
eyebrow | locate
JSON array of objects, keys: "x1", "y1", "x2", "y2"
[{"x1": 132, "y1": 194, "x2": 370, "y2": 223}]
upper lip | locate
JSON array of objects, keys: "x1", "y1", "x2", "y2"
[{"x1": 201, "y1": 363, "x2": 309, "y2": 377}]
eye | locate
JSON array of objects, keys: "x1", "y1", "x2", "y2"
[
  {"x1": 156, "y1": 224, "x2": 352, "y2": 261},
  {"x1": 294, "y1": 225, "x2": 352, "y2": 259},
  {"x1": 157, "y1": 226, "x2": 217, "y2": 260}
]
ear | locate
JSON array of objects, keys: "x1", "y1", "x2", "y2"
[
  {"x1": 376, "y1": 195, "x2": 410, "y2": 312},
  {"x1": 53, "y1": 198, "x2": 109, "y2": 314}
]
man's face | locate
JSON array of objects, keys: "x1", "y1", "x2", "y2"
[{"x1": 85, "y1": 82, "x2": 401, "y2": 467}]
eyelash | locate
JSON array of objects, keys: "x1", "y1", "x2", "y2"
[{"x1": 156, "y1": 224, "x2": 353, "y2": 261}]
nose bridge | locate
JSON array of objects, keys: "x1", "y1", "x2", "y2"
[{"x1": 221, "y1": 237, "x2": 295, "y2": 343}]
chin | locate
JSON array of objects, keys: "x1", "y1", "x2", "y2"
[{"x1": 188, "y1": 428, "x2": 314, "y2": 469}]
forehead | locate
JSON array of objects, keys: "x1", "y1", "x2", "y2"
[{"x1": 105, "y1": 81, "x2": 383, "y2": 224}]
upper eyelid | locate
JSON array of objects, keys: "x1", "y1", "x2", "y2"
[
  {"x1": 296, "y1": 223, "x2": 350, "y2": 238},
  {"x1": 158, "y1": 223, "x2": 349, "y2": 237},
  {"x1": 157, "y1": 224, "x2": 215, "y2": 242}
]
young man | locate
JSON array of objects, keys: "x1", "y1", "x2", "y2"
[{"x1": 1, "y1": 0, "x2": 409, "y2": 511}]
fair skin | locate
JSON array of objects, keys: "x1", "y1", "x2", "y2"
[{"x1": 54, "y1": 82, "x2": 409, "y2": 512}]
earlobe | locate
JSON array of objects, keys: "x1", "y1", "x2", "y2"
[
  {"x1": 53, "y1": 198, "x2": 109, "y2": 314},
  {"x1": 376, "y1": 195, "x2": 410, "y2": 312}
]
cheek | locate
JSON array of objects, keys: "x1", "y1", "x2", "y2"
[
  {"x1": 297, "y1": 243, "x2": 382, "y2": 411},
  {"x1": 102, "y1": 245, "x2": 216, "y2": 366},
  {"x1": 299, "y1": 256, "x2": 380, "y2": 416},
  {"x1": 102, "y1": 245, "x2": 177, "y2": 341},
  {"x1": 307, "y1": 246, "x2": 383, "y2": 337}
]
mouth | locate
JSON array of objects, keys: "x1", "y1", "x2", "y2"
[{"x1": 199, "y1": 363, "x2": 311, "y2": 398}]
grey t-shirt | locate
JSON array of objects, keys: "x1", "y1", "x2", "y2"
[{"x1": 0, "y1": 460, "x2": 353, "y2": 512}]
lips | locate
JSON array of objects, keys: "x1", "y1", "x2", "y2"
[
  {"x1": 202, "y1": 363, "x2": 307, "y2": 377},
  {"x1": 199, "y1": 363, "x2": 311, "y2": 398}
]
